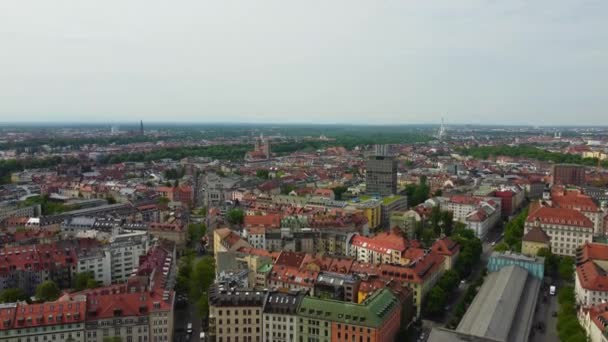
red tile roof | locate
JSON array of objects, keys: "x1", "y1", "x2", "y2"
[
  {"x1": 578, "y1": 243, "x2": 608, "y2": 264},
  {"x1": 527, "y1": 205, "x2": 593, "y2": 228},
  {"x1": 522, "y1": 227, "x2": 551, "y2": 244},
  {"x1": 576, "y1": 261, "x2": 608, "y2": 291},
  {"x1": 0, "y1": 295, "x2": 86, "y2": 331},
  {"x1": 244, "y1": 214, "x2": 281, "y2": 228},
  {"x1": 350, "y1": 231, "x2": 420, "y2": 254}
]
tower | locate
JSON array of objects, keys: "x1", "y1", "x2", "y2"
[{"x1": 140, "y1": 120, "x2": 144, "y2": 136}]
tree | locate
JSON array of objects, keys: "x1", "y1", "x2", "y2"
[
  {"x1": 103, "y1": 337, "x2": 122, "y2": 342},
  {"x1": 226, "y1": 208, "x2": 244, "y2": 224},
  {"x1": 105, "y1": 195, "x2": 117, "y2": 204},
  {"x1": 437, "y1": 270, "x2": 460, "y2": 292},
  {"x1": 559, "y1": 256, "x2": 575, "y2": 281},
  {"x1": 537, "y1": 248, "x2": 558, "y2": 276},
  {"x1": 187, "y1": 223, "x2": 207, "y2": 244},
  {"x1": 280, "y1": 184, "x2": 296, "y2": 195},
  {"x1": 433, "y1": 189, "x2": 443, "y2": 197},
  {"x1": 425, "y1": 286, "x2": 446, "y2": 315},
  {"x1": 73, "y1": 272, "x2": 96, "y2": 291},
  {"x1": 35, "y1": 280, "x2": 60, "y2": 302},
  {"x1": 493, "y1": 242, "x2": 510, "y2": 252},
  {"x1": 440, "y1": 211, "x2": 454, "y2": 236},
  {"x1": 0, "y1": 288, "x2": 27, "y2": 303},
  {"x1": 430, "y1": 206, "x2": 441, "y2": 236},
  {"x1": 256, "y1": 169, "x2": 270, "y2": 179},
  {"x1": 332, "y1": 186, "x2": 348, "y2": 200}
]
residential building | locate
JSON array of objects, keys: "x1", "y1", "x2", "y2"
[
  {"x1": 575, "y1": 243, "x2": 608, "y2": 307},
  {"x1": 297, "y1": 288, "x2": 402, "y2": 342},
  {"x1": 365, "y1": 156, "x2": 397, "y2": 196},
  {"x1": 551, "y1": 164, "x2": 586, "y2": 186},
  {"x1": 578, "y1": 302, "x2": 608, "y2": 342},
  {"x1": 380, "y1": 195, "x2": 408, "y2": 228},
  {"x1": 0, "y1": 295, "x2": 87, "y2": 342},
  {"x1": 208, "y1": 285, "x2": 265, "y2": 342},
  {"x1": 389, "y1": 210, "x2": 421, "y2": 239},
  {"x1": 108, "y1": 230, "x2": 149, "y2": 283},
  {"x1": 348, "y1": 229, "x2": 423, "y2": 266},
  {"x1": 262, "y1": 291, "x2": 305, "y2": 342}
]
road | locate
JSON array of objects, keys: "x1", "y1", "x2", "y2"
[{"x1": 530, "y1": 286, "x2": 558, "y2": 342}]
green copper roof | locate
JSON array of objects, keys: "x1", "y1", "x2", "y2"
[{"x1": 297, "y1": 289, "x2": 400, "y2": 328}]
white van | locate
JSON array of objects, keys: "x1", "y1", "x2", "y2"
[
  {"x1": 200, "y1": 332, "x2": 206, "y2": 341},
  {"x1": 187, "y1": 322, "x2": 193, "y2": 334}
]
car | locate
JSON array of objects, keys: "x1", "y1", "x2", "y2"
[
  {"x1": 552, "y1": 311, "x2": 558, "y2": 317},
  {"x1": 491, "y1": 241, "x2": 496, "y2": 246},
  {"x1": 444, "y1": 305, "x2": 451, "y2": 311},
  {"x1": 187, "y1": 322, "x2": 193, "y2": 334}
]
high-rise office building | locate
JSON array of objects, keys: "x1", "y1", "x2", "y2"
[
  {"x1": 366, "y1": 156, "x2": 397, "y2": 196},
  {"x1": 551, "y1": 164, "x2": 585, "y2": 186},
  {"x1": 374, "y1": 144, "x2": 390, "y2": 156}
]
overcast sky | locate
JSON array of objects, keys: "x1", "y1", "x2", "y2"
[{"x1": 0, "y1": 0, "x2": 606, "y2": 125}]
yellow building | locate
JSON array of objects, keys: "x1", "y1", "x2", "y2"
[
  {"x1": 583, "y1": 151, "x2": 608, "y2": 160},
  {"x1": 521, "y1": 226, "x2": 551, "y2": 256},
  {"x1": 349, "y1": 199, "x2": 382, "y2": 230}
]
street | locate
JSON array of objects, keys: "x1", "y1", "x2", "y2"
[{"x1": 530, "y1": 287, "x2": 559, "y2": 342}]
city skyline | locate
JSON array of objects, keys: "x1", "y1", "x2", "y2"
[{"x1": 1, "y1": 0, "x2": 607, "y2": 125}]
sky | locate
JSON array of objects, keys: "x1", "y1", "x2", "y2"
[{"x1": 0, "y1": 0, "x2": 607, "y2": 125}]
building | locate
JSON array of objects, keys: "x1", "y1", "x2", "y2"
[
  {"x1": 365, "y1": 156, "x2": 397, "y2": 196},
  {"x1": 578, "y1": 302, "x2": 608, "y2": 342},
  {"x1": 262, "y1": 291, "x2": 305, "y2": 342},
  {"x1": 487, "y1": 251, "x2": 544, "y2": 280},
  {"x1": 389, "y1": 210, "x2": 421, "y2": 239},
  {"x1": 213, "y1": 227, "x2": 252, "y2": 259},
  {"x1": 429, "y1": 265, "x2": 541, "y2": 342},
  {"x1": 348, "y1": 199, "x2": 382, "y2": 231},
  {"x1": 521, "y1": 226, "x2": 551, "y2": 257},
  {"x1": 0, "y1": 295, "x2": 87, "y2": 342},
  {"x1": 108, "y1": 230, "x2": 150, "y2": 283},
  {"x1": 348, "y1": 229, "x2": 422, "y2": 265},
  {"x1": 208, "y1": 285, "x2": 266, "y2": 342},
  {"x1": 524, "y1": 202, "x2": 594, "y2": 256},
  {"x1": 551, "y1": 188, "x2": 606, "y2": 236},
  {"x1": 297, "y1": 288, "x2": 402, "y2": 342},
  {"x1": 552, "y1": 164, "x2": 586, "y2": 186},
  {"x1": 438, "y1": 196, "x2": 501, "y2": 239},
  {"x1": 380, "y1": 195, "x2": 408, "y2": 228},
  {"x1": 575, "y1": 243, "x2": 608, "y2": 307},
  {"x1": 314, "y1": 272, "x2": 360, "y2": 303}
]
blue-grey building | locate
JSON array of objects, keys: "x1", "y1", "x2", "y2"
[{"x1": 487, "y1": 251, "x2": 544, "y2": 280}]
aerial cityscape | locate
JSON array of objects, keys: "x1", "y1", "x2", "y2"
[{"x1": 2, "y1": 1, "x2": 608, "y2": 342}]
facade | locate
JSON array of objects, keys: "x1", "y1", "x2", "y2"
[
  {"x1": 524, "y1": 203, "x2": 594, "y2": 256},
  {"x1": 521, "y1": 226, "x2": 551, "y2": 257},
  {"x1": 579, "y1": 302, "x2": 608, "y2": 342},
  {"x1": 208, "y1": 285, "x2": 265, "y2": 342},
  {"x1": 389, "y1": 210, "x2": 420, "y2": 239},
  {"x1": 348, "y1": 230, "x2": 422, "y2": 266},
  {"x1": 298, "y1": 288, "x2": 402, "y2": 342},
  {"x1": 380, "y1": 196, "x2": 408, "y2": 228},
  {"x1": 0, "y1": 296, "x2": 87, "y2": 342},
  {"x1": 487, "y1": 251, "x2": 544, "y2": 280},
  {"x1": 77, "y1": 248, "x2": 112, "y2": 285},
  {"x1": 365, "y1": 156, "x2": 397, "y2": 196},
  {"x1": 262, "y1": 291, "x2": 305, "y2": 342},
  {"x1": 108, "y1": 230, "x2": 149, "y2": 283},
  {"x1": 575, "y1": 243, "x2": 608, "y2": 307},
  {"x1": 552, "y1": 164, "x2": 586, "y2": 186}
]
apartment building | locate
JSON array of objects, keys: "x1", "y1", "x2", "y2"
[
  {"x1": 262, "y1": 291, "x2": 305, "y2": 342},
  {"x1": 575, "y1": 243, "x2": 608, "y2": 307},
  {"x1": 208, "y1": 285, "x2": 265, "y2": 342}
]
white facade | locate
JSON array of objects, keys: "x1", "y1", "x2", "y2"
[
  {"x1": 77, "y1": 250, "x2": 112, "y2": 285},
  {"x1": 109, "y1": 231, "x2": 149, "y2": 283},
  {"x1": 263, "y1": 312, "x2": 298, "y2": 342},
  {"x1": 575, "y1": 272, "x2": 608, "y2": 307},
  {"x1": 524, "y1": 222, "x2": 593, "y2": 257}
]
